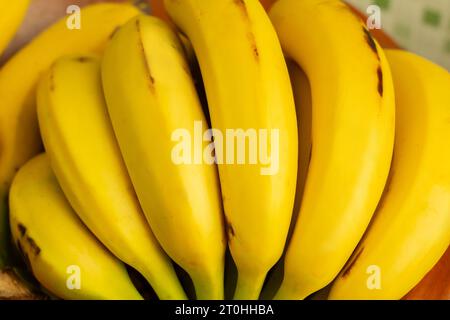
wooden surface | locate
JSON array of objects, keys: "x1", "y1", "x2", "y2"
[
  {"x1": 1, "y1": 0, "x2": 448, "y2": 300},
  {"x1": 404, "y1": 247, "x2": 450, "y2": 300}
]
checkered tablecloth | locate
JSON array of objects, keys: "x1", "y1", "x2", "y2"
[{"x1": 346, "y1": 0, "x2": 450, "y2": 70}]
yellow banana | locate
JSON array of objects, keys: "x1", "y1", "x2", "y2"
[
  {"x1": 0, "y1": 0, "x2": 29, "y2": 56},
  {"x1": 269, "y1": 0, "x2": 395, "y2": 299},
  {"x1": 165, "y1": 0, "x2": 298, "y2": 300},
  {"x1": 37, "y1": 55, "x2": 186, "y2": 300},
  {"x1": 261, "y1": 61, "x2": 313, "y2": 300},
  {"x1": 9, "y1": 154, "x2": 142, "y2": 300},
  {"x1": 329, "y1": 50, "x2": 450, "y2": 300},
  {"x1": 102, "y1": 15, "x2": 226, "y2": 300},
  {"x1": 0, "y1": 3, "x2": 140, "y2": 265}
]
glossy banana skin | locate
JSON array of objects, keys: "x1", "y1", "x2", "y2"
[
  {"x1": 37, "y1": 55, "x2": 186, "y2": 300},
  {"x1": 260, "y1": 61, "x2": 313, "y2": 300},
  {"x1": 0, "y1": 0, "x2": 29, "y2": 55},
  {"x1": 9, "y1": 154, "x2": 143, "y2": 300},
  {"x1": 269, "y1": 0, "x2": 395, "y2": 299},
  {"x1": 165, "y1": 0, "x2": 298, "y2": 300},
  {"x1": 102, "y1": 15, "x2": 226, "y2": 300},
  {"x1": 0, "y1": 3, "x2": 140, "y2": 265},
  {"x1": 329, "y1": 50, "x2": 450, "y2": 300}
]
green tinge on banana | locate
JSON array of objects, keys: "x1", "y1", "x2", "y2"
[{"x1": 9, "y1": 154, "x2": 143, "y2": 300}]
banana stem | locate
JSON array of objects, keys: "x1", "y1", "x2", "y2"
[
  {"x1": 191, "y1": 270, "x2": 224, "y2": 300},
  {"x1": 140, "y1": 267, "x2": 188, "y2": 300},
  {"x1": 273, "y1": 281, "x2": 309, "y2": 300},
  {"x1": 233, "y1": 270, "x2": 267, "y2": 300}
]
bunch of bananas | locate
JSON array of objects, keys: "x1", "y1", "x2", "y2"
[{"x1": 0, "y1": 0, "x2": 449, "y2": 300}]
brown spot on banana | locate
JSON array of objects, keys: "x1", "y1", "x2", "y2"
[
  {"x1": 234, "y1": 0, "x2": 249, "y2": 19},
  {"x1": 308, "y1": 145, "x2": 313, "y2": 166},
  {"x1": 377, "y1": 66, "x2": 383, "y2": 97},
  {"x1": 109, "y1": 26, "x2": 120, "y2": 40},
  {"x1": 363, "y1": 27, "x2": 380, "y2": 61},
  {"x1": 233, "y1": 0, "x2": 260, "y2": 61},
  {"x1": 363, "y1": 28, "x2": 384, "y2": 97},
  {"x1": 17, "y1": 223, "x2": 27, "y2": 237},
  {"x1": 25, "y1": 236, "x2": 41, "y2": 256},
  {"x1": 49, "y1": 68, "x2": 55, "y2": 92},
  {"x1": 75, "y1": 56, "x2": 94, "y2": 63},
  {"x1": 16, "y1": 222, "x2": 41, "y2": 257},
  {"x1": 341, "y1": 247, "x2": 364, "y2": 278},
  {"x1": 135, "y1": 19, "x2": 155, "y2": 90},
  {"x1": 227, "y1": 222, "x2": 236, "y2": 239},
  {"x1": 248, "y1": 33, "x2": 260, "y2": 60}
]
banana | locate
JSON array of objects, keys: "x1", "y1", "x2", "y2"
[
  {"x1": 0, "y1": 0, "x2": 29, "y2": 56},
  {"x1": 9, "y1": 154, "x2": 143, "y2": 300},
  {"x1": 101, "y1": 15, "x2": 226, "y2": 300},
  {"x1": 165, "y1": 0, "x2": 298, "y2": 300},
  {"x1": 0, "y1": 3, "x2": 140, "y2": 266},
  {"x1": 329, "y1": 50, "x2": 450, "y2": 300},
  {"x1": 269, "y1": 0, "x2": 395, "y2": 299},
  {"x1": 261, "y1": 61, "x2": 313, "y2": 300},
  {"x1": 37, "y1": 55, "x2": 186, "y2": 300}
]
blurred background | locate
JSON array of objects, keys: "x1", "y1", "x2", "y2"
[
  {"x1": 1, "y1": 0, "x2": 449, "y2": 70},
  {"x1": 346, "y1": 0, "x2": 450, "y2": 70}
]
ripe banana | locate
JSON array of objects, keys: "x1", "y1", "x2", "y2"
[
  {"x1": 165, "y1": 0, "x2": 298, "y2": 300},
  {"x1": 329, "y1": 50, "x2": 450, "y2": 300},
  {"x1": 9, "y1": 154, "x2": 143, "y2": 300},
  {"x1": 0, "y1": 0, "x2": 29, "y2": 56},
  {"x1": 37, "y1": 55, "x2": 186, "y2": 300},
  {"x1": 269, "y1": 0, "x2": 395, "y2": 299},
  {"x1": 102, "y1": 15, "x2": 226, "y2": 300},
  {"x1": 261, "y1": 61, "x2": 313, "y2": 300},
  {"x1": 0, "y1": 3, "x2": 140, "y2": 266}
]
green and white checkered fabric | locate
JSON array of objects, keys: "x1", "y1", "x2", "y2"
[{"x1": 345, "y1": 0, "x2": 450, "y2": 70}]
